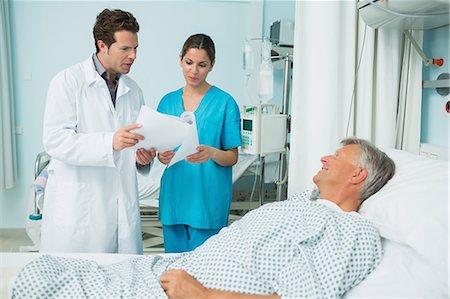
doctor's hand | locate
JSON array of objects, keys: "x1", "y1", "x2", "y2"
[
  {"x1": 186, "y1": 145, "x2": 216, "y2": 164},
  {"x1": 158, "y1": 150, "x2": 175, "y2": 165},
  {"x1": 113, "y1": 124, "x2": 144, "y2": 151},
  {"x1": 136, "y1": 147, "x2": 156, "y2": 166},
  {"x1": 160, "y1": 269, "x2": 209, "y2": 299}
]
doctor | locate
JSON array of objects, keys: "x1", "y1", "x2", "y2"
[{"x1": 40, "y1": 9, "x2": 155, "y2": 254}]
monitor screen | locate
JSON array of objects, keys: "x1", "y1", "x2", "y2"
[{"x1": 243, "y1": 119, "x2": 253, "y2": 131}]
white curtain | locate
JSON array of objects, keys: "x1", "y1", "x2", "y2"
[
  {"x1": 352, "y1": 25, "x2": 403, "y2": 148},
  {"x1": 395, "y1": 30, "x2": 423, "y2": 153},
  {"x1": 288, "y1": 1, "x2": 421, "y2": 194},
  {"x1": 289, "y1": 1, "x2": 359, "y2": 194},
  {"x1": 353, "y1": 26, "x2": 422, "y2": 152},
  {"x1": 0, "y1": 0, "x2": 17, "y2": 190}
]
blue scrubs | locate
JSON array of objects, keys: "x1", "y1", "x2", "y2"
[{"x1": 157, "y1": 86, "x2": 241, "y2": 252}]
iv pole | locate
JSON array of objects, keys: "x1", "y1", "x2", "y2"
[
  {"x1": 244, "y1": 38, "x2": 292, "y2": 205},
  {"x1": 256, "y1": 52, "x2": 292, "y2": 205},
  {"x1": 274, "y1": 52, "x2": 292, "y2": 201}
]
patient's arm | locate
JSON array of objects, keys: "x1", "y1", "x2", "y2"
[{"x1": 160, "y1": 269, "x2": 280, "y2": 299}]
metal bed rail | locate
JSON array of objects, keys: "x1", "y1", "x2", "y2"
[{"x1": 29, "y1": 152, "x2": 50, "y2": 220}]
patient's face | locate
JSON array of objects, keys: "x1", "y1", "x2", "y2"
[{"x1": 313, "y1": 144, "x2": 360, "y2": 189}]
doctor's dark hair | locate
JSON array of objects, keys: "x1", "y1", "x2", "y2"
[
  {"x1": 93, "y1": 9, "x2": 139, "y2": 53},
  {"x1": 181, "y1": 34, "x2": 215, "y2": 64},
  {"x1": 341, "y1": 137, "x2": 396, "y2": 204}
]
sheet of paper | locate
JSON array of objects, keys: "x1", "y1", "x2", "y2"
[
  {"x1": 168, "y1": 111, "x2": 199, "y2": 167},
  {"x1": 133, "y1": 106, "x2": 199, "y2": 167}
]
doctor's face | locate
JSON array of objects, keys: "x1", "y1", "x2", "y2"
[
  {"x1": 313, "y1": 144, "x2": 361, "y2": 189},
  {"x1": 98, "y1": 30, "x2": 138, "y2": 76},
  {"x1": 180, "y1": 48, "x2": 213, "y2": 88}
]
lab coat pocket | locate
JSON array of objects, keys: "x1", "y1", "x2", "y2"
[{"x1": 53, "y1": 183, "x2": 91, "y2": 228}]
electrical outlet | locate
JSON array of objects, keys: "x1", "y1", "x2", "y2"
[
  {"x1": 15, "y1": 125, "x2": 23, "y2": 135},
  {"x1": 23, "y1": 72, "x2": 32, "y2": 81},
  {"x1": 419, "y1": 143, "x2": 448, "y2": 161}
]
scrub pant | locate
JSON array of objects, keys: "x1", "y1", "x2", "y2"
[{"x1": 162, "y1": 224, "x2": 221, "y2": 253}]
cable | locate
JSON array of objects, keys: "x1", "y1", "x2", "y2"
[
  {"x1": 367, "y1": 0, "x2": 450, "y2": 17},
  {"x1": 346, "y1": 23, "x2": 368, "y2": 136},
  {"x1": 275, "y1": 152, "x2": 289, "y2": 186},
  {"x1": 249, "y1": 160, "x2": 260, "y2": 202}
]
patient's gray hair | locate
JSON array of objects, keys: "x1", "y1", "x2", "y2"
[{"x1": 341, "y1": 137, "x2": 396, "y2": 204}]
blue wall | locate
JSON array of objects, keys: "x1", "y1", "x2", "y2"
[
  {"x1": 0, "y1": 0, "x2": 254, "y2": 228},
  {"x1": 421, "y1": 26, "x2": 449, "y2": 148}
]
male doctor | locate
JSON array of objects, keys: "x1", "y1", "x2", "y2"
[{"x1": 40, "y1": 9, "x2": 155, "y2": 254}]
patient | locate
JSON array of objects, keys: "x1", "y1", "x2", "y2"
[{"x1": 12, "y1": 137, "x2": 395, "y2": 299}]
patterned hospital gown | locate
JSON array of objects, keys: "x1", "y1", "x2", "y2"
[{"x1": 12, "y1": 191, "x2": 382, "y2": 299}]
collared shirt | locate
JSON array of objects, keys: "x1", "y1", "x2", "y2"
[{"x1": 92, "y1": 54, "x2": 120, "y2": 107}]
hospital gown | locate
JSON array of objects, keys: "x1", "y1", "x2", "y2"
[{"x1": 12, "y1": 191, "x2": 382, "y2": 299}]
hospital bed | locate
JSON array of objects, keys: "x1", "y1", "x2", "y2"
[
  {"x1": 23, "y1": 151, "x2": 261, "y2": 253},
  {"x1": 3, "y1": 148, "x2": 448, "y2": 298}
]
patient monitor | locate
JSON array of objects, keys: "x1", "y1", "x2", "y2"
[{"x1": 241, "y1": 104, "x2": 287, "y2": 156}]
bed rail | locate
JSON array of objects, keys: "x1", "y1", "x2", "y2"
[{"x1": 29, "y1": 152, "x2": 51, "y2": 220}]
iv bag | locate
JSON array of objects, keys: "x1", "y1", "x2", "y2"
[
  {"x1": 243, "y1": 42, "x2": 253, "y2": 75},
  {"x1": 258, "y1": 39, "x2": 273, "y2": 103},
  {"x1": 261, "y1": 38, "x2": 271, "y2": 62},
  {"x1": 258, "y1": 61, "x2": 273, "y2": 103}
]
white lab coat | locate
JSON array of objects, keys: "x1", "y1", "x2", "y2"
[{"x1": 40, "y1": 56, "x2": 145, "y2": 254}]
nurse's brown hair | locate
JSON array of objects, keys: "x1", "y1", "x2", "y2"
[{"x1": 181, "y1": 34, "x2": 215, "y2": 64}]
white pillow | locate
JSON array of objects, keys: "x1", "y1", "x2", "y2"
[{"x1": 345, "y1": 148, "x2": 449, "y2": 298}]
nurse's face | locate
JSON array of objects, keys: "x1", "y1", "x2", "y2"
[
  {"x1": 98, "y1": 30, "x2": 138, "y2": 76},
  {"x1": 180, "y1": 48, "x2": 213, "y2": 88}
]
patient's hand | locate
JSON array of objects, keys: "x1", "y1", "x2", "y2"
[
  {"x1": 160, "y1": 269, "x2": 208, "y2": 299},
  {"x1": 158, "y1": 150, "x2": 175, "y2": 165},
  {"x1": 160, "y1": 269, "x2": 281, "y2": 299}
]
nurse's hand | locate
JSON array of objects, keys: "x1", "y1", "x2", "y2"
[
  {"x1": 160, "y1": 269, "x2": 209, "y2": 299},
  {"x1": 113, "y1": 124, "x2": 144, "y2": 151},
  {"x1": 158, "y1": 150, "x2": 175, "y2": 165},
  {"x1": 186, "y1": 145, "x2": 215, "y2": 164},
  {"x1": 136, "y1": 147, "x2": 156, "y2": 166}
]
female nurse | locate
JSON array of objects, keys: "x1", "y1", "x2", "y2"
[{"x1": 157, "y1": 34, "x2": 241, "y2": 253}]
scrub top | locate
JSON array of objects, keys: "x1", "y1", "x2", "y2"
[{"x1": 157, "y1": 86, "x2": 241, "y2": 229}]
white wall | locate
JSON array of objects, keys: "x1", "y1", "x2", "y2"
[{"x1": 0, "y1": 0, "x2": 259, "y2": 228}]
